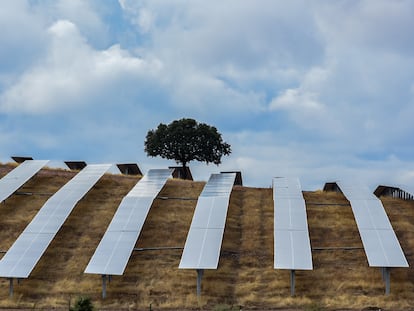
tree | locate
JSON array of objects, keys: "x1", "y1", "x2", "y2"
[{"x1": 144, "y1": 118, "x2": 231, "y2": 175}]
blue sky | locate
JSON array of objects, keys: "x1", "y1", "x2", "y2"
[{"x1": 1, "y1": 0, "x2": 414, "y2": 190}]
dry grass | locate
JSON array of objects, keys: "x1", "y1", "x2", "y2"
[{"x1": 1, "y1": 164, "x2": 414, "y2": 310}]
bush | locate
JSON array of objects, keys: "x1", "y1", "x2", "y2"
[{"x1": 70, "y1": 296, "x2": 94, "y2": 311}]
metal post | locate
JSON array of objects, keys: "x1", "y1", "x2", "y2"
[
  {"x1": 102, "y1": 275, "x2": 107, "y2": 299},
  {"x1": 290, "y1": 270, "x2": 296, "y2": 297},
  {"x1": 384, "y1": 267, "x2": 390, "y2": 295},
  {"x1": 196, "y1": 269, "x2": 204, "y2": 297},
  {"x1": 9, "y1": 278, "x2": 13, "y2": 297}
]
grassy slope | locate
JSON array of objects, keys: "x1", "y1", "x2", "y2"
[{"x1": 0, "y1": 164, "x2": 414, "y2": 310}]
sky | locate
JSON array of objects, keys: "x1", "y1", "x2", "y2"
[{"x1": 1, "y1": 0, "x2": 414, "y2": 190}]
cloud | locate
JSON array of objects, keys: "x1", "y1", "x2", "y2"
[
  {"x1": 0, "y1": 19, "x2": 163, "y2": 114},
  {"x1": 270, "y1": 89, "x2": 323, "y2": 112},
  {"x1": 136, "y1": 8, "x2": 154, "y2": 33},
  {"x1": 0, "y1": 1, "x2": 47, "y2": 74},
  {"x1": 114, "y1": 1, "x2": 328, "y2": 127},
  {"x1": 54, "y1": 0, "x2": 106, "y2": 37},
  {"x1": 314, "y1": 0, "x2": 414, "y2": 55},
  {"x1": 118, "y1": 0, "x2": 155, "y2": 34}
]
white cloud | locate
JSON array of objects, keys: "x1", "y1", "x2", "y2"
[
  {"x1": 0, "y1": 1, "x2": 47, "y2": 73},
  {"x1": 116, "y1": 1, "x2": 325, "y2": 120},
  {"x1": 268, "y1": 64, "x2": 333, "y2": 133},
  {"x1": 36, "y1": 0, "x2": 111, "y2": 47},
  {"x1": 118, "y1": 0, "x2": 155, "y2": 34},
  {"x1": 54, "y1": 0, "x2": 104, "y2": 33},
  {"x1": 0, "y1": 19, "x2": 163, "y2": 114},
  {"x1": 135, "y1": 8, "x2": 154, "y2": 33},
  {"x1": 270, "y1": 89, "x2": 323, "y2": 111},
  {"x1": 314, "y1": 0, "x2": 414, "y2": 55}
]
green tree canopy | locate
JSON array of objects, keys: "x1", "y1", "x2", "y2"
[{"x1": 144, "y1": 118, "x2": 231, "y2": 170}]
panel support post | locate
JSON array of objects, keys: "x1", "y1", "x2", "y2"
[
  {"x1": 196, "y1": 269, "x2": 204, "y2": 297},
  {"x1": 384, "y1": 267, "x2": 390, "y2": 295},
  {"x1": 290, "y1": 270, "x2": 295, "y2": 297},
  {"x1": 9, "y1": 278, "x2": 13, "y2": 297},
  {"x1": 102, "y1": 275, "x2": 107, "y2": 299}
]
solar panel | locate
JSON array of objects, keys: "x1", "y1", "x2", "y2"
[
  {"x1": 180, "y1": 227, "x2": 224, "y2": 269},
  {"x1": 0, "y1": 164, "x2": 111, "y2": 278},
  {"x1": 335, "y1": 181, "x2": 408, "y2": 268},
  {"x1": 220, "y1": 171, "x2": 243, "y2": 186},
  {"x1": 190, "y1": 197, "x2": 230, "y2": 229},
  {"x1": 84, "y1": 169, "x2": 172, "y2": 276},
  {"x1": 273, "y1": 177, "x2": 313, "y2": 270},
  {"x1": 0, "y1": 233, "x2": 54, "y2": 278},
  {"x1": 0, "y1": 160, "x2": 49, "y2": 203},
  {"x1": 179, "y1": 172, "x2": 236, "y2": 269},
  {"x1": 274, "y1": 230, "x2": 312, "y2": 269}
]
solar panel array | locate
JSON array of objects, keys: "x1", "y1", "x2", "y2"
[
  {"x1": 0, "y1": 164, "x2": 111, "y2": 278},
  {"x1": 273, "y1": 177, "x2": 313, "y2": 270},
  {"x1": 336, "y1": 181, "x2": 408, "y2": 267},
  {"x1": 179, "y1": 173, "x2": 236, "y2": 269},
  {"x1": 85, "y1": 168, "x2": 173, "y2": 275},
  {"x1": 0, "y1": 160, "x2": 49, "y2": 203}
]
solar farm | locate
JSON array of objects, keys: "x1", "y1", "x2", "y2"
[{"x1": 0, "y1": 161, "x2": 414, "y2": 310}]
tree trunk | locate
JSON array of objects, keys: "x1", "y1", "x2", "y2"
[{"x1": 181, "y1": 161, "x2": 187, "y2": 180}]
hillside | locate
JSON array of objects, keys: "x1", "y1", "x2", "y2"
[{"x1": 0, "y1": 163, "x2": 414, "y2": 310}]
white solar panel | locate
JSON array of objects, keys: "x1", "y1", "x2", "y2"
[
  {"x1": 190, "y1": 197, "x2": 229, "y2": 229},
  {"x1": 179, "y1": 228, "x2": 224, "y2": 269},
  {"x1": 274, "y1": 230, "x2": 312, "y2": 270},
  {"x1": 336, "y1": 181, "x2": 408, "y2": 268},
  {"x1": 273, "y1": 177, "x2": 313, "y2": 270},
  {"x1": 179, "y1": 173, "x2": 236, "y2": 269},
  {"x1": 85, "y1": 230, "x2": 140, "y2": 275},
  {"x1": 0, "y1": 233, "x2": 54, "y2": 278},
  {"x1": 274, "y1": 199, "x2": 309, "y2": 230},
  {"x1": 0, "y1": 160, "x2": 49, "y2": 203},
  {"x1": 0, "y1": 164, "x2": 111, "y2": 278},
  {"x1": 359, "y1": 229, "x2": 408, "y2": 267},
  {"x1": 84, "y1": 168, "x2": 172, "y2": 276},
  {"x1": 351, "y1": 200, "x2": 392, "y2": 230},
  {"x1": 105, "y1": 197, "x2": 153, "y2": 232}
]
